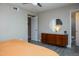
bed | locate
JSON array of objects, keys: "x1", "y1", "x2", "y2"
[{"x1": 0, "y1": 39, "x2": 58, "y2": 56}]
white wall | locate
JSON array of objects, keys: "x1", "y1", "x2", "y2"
[
  {"x1": 38, "y1": 4, "x2": 79, "y2": 48},
  {"x1": 0, "y1": 4, "x2": 36, "y2": 41}
]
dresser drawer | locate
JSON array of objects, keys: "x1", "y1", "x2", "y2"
[{"x1": 41, "y1": 33, "x2": 68, "y2": 47}]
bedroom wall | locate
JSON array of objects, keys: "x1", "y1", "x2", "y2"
[
  {"x1": 38, "y1": 4, "x2": 79, "y2": 48},
  {"x1": 0, "y1": 4, "x2": 36, "y2": 41}
]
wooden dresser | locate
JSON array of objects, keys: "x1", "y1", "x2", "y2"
[{"x1": 41, "y1": 33, "x2": 68, "y2": 47}]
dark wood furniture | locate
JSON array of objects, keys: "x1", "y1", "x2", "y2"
[{"x1": 41, "y1": 33, "x2": 68, "y2": 47}]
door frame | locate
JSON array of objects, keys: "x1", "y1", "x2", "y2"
[
  {"x1": 27, "y1": 14, "x2": 39, "y2": 42},
  {"x1": 70, "y1": 9, "x2": 79, "y2": 47},
  {"x1": 27, "y1": 16, "x2": 32, "y2": 42}
]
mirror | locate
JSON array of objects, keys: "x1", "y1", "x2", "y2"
[{"x1": 49, "y1": 19, "x2": 63, "y2": 32}]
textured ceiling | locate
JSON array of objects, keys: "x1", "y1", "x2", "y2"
[{"x1": 8, "y1": 3, "x2": 72, "y2": 13}]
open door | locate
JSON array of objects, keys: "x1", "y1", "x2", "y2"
[
  {"x1": 31, "y1": 16, "x2": 38, "y2": 41},
  {"x1": 28, "y1": 16, "x2": 38, "y2": 42}
]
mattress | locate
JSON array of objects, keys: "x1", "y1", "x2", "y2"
[{"x1": 0, "y1": 39, "x2": 58, "y2": 56}]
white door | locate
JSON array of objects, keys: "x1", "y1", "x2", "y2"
[
  {"x1": 31, "y1": 16, "x2": 38, "y2": 41},
  {"x1": 76, "y1": 12, "x2": 79, "y2": 46}
]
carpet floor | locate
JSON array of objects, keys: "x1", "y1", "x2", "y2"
[{"x1": 29, "y1": 40, "x2": 79, "y2": 56}]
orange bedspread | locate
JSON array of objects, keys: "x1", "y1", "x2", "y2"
[{"x1": 0, "y1": 39, "x2": 58, "y2": 56}]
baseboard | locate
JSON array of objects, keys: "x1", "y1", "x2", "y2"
[{"x1": 32, "y1": 39, "x2": 40, "y2": 42}]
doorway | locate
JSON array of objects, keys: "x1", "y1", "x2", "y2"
[
  {"x1": 75, "y1": 11, "x2": 79, "y2": 46},
  {"x1": 71, "y1": 12, "x2": 76, "y2": 46},
  {"x1": 28, "y1": 16, "x2": 31, "y2": 42},
  {"x1": 71, "y1": 10, "x2": 79, "y2": 47},
  {"x1": 28, "y1": 15, "x2": 38, "y2": 42}
]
